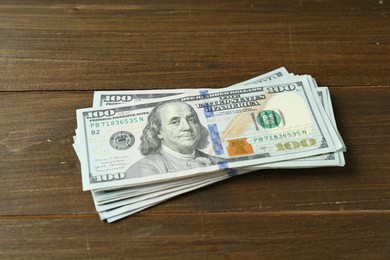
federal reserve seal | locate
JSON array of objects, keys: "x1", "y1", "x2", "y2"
[
  {"x1": 110, "y1": 131, "x2": 135, "y2": 150},
  {"x1": 257, "y1": 110, "x2": 282, "y2": 129}
]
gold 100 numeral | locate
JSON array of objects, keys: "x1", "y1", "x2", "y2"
[{"x1": 276, "y1": 138, "x2": 317, "y2": 151}]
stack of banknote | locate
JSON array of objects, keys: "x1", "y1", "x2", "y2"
[{"x1": 73, "y1": 67, "x2": 346, "y2": 222}]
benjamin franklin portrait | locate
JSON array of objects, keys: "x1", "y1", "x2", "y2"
[{"x1": 124, "y1": 100, "x2": 222, "y2": 178}]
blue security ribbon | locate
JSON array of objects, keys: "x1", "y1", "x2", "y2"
[
  {"x1": 216, "y1": 162, "x2": 237, "y2": 176},
  {"x1": 208, "y1": 124, "x2": 224, "y2": 156},
  {"x1": 226, "y1": 168, "x2": 238, "y2": 177},
  {"x1": 199, "y1": 90, "x2": 214, "y2": 118}
]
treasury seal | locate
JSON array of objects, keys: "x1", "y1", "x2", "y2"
[{"x1": 110, "y1": 131, "x2": 135, "y2": 150}]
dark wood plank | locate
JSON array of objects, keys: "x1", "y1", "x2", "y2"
[
  {"x1": 1, "y1": 213, "x2": 389, "y2": 259},
  {"x1": 0, "y1": 0, "x2": 389, "y2": 91},
  {"x1": 0, "y1": 1, "x2": 389, "y2": 259},
  {"x1": 0, "y1": 86, "x2": 389, "y2": 216}
]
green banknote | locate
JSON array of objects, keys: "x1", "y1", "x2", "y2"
[{"x1": 76, "y1": 76, "x2": 343, "y2": 191}]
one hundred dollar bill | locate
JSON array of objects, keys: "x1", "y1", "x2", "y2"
[
  {"x1": 89, "y1": 81, "x2": 344, "y2": 171},
  {"x1": 76, "y1": 76, "x2": 343, "y2": 191},
  {"x1": 76, "y1": 72, "x2": 345, "y2": 170}
]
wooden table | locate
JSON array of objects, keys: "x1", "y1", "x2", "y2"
[{"x1": 1, "y1": 1, "x2": 389, "y2": 258}]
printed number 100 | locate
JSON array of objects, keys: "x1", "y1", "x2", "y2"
[{"x1": 276, "y1": 138, "x2": 317, "y2": 151}]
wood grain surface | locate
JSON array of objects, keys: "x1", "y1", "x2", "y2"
[{"x1": 0, "y1": 1, "x2": 389, "y2": 259}]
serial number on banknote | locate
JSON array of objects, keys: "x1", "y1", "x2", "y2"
[{"x1": 253, "y1": 129, "x2": 309, "y2": 142}]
